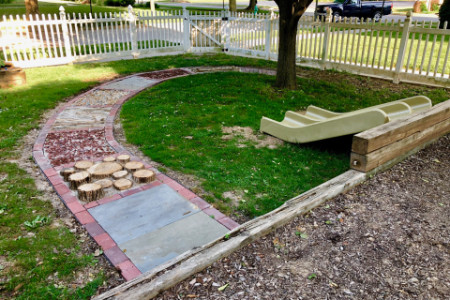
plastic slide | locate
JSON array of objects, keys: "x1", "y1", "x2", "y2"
[{"x1": 260, "y1": 96, "x2": 432, "y2": 144}]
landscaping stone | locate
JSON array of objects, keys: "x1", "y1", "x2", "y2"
[
  {"x1": 101, "y1": 76, "x2": 158, "y2": 91},
  {"x1": 88, "y1": 184, "x2": 201, "y2": 245},
  {"x1": 120, "y1": 211, "x2": 229, "y2": 273},
  {"x1": 72, "y1": 90, "x2": 129, "y2": 107}
]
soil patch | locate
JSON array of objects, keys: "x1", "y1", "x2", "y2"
[
  {"x1": 157, "y1": 135, "x2": 449, "y2": 299},
  {"x1": 222, "y1": 126, "x2": 284, "y2": 149}
]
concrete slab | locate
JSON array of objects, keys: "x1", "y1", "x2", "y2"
[
  {"x1": 52, "y1": 107, "x2": 111, "y2": 130},
  {"x1": 119, "y1": 211, "x2": 229, "y2": 273},
  {"x1": 89, "y1": 184, "x2": 200, "y2": 245},
  {"x1": 101, "y1": 77, "x2": 158, "y2": 91}
]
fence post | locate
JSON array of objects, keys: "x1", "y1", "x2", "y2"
[
  {"x1": 128, "y1": 5, "x2": 139, "y2": 58},
  {"x1": 264, "y1": 9, "x2": 275, "y2": 59},
  {"x1": 393, "y1": 12, "x2": 412, "y2": 84},
  {"x1": 59, "y1": 6, "x2": 73, "y2": 62},
  {"x1": 182, "y1": 5, "x2": 191, "y2": 52},
  {"x1": 321, "y1": 9, "x2": 332, "y2": 68},
  {"x1": 222, "y1": 7, "x2": 230, "y2": 52}
]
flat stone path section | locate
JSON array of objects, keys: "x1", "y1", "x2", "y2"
[{"x1": 33, "y1": 67, "x2": 270, "y2": 281}]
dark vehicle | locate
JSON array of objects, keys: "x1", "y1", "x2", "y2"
[{"x1": 316, "y1": 0, "x2": 393, "y2": 21}]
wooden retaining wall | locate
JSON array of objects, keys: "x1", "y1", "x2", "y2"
[{"x1": 351, "y1": 100, "x2": 450, "y2": 173}]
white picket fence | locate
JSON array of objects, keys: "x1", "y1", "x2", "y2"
[{"x1": 1, "y1": 7, "x2": 449, "y2": 86}]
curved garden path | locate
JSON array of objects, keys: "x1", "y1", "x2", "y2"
[{"x1": 32, "y1": 66, "x2": 276, "y2": 281}]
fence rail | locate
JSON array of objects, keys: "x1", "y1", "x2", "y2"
[{"x1": 1, "y1": 7, "x2": 449, "y2": 87}]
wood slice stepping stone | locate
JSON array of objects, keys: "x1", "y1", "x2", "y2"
[
  {"x1": 78, "y1": 183, "x2": 104, "y2": 202},
  {"x1": 87, "y1": 162, "x2": 123, "y2": 180},
  {"x1": 124, "y1": 161, "x2": 144, "y2": 172},
  {"x1": 74, "y1": 160, "x2": 94, "y2": 170},
  {"x1": 117, "y1": 154, "x2": 130, "y2": 164},
  {"x1": 94, "y1": 178, "x2": 113, "y2": 189},
  {"x1": 112, "y1": 170, "x2": 128, "y2": 180},
  {"x1": 133, "y1": 169, "x2": 155, "y2": 183},
  {"x1": 69, "y1": 171, "x2": 90, "y2": 189},
  {"x1": 103, "y1": 156, "x2": 116, "y2": 162},
  {"x1": 60, "y1": 167, "x2": 76, "y2": 181},
  {"x1": 114, "y1": 178, "x2": 133, "y2": 190}
]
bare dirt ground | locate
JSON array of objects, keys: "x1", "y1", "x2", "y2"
[{"x1": 157, "y1": 135, "x2": 450, "y2": 300}]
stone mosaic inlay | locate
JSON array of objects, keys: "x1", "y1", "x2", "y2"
[
  {"x1": 44, "y1": 129, "x2": 115, "y2": 166},
  {"x1": 138, "y1": 69, "x2": 190, "y2": 80}
]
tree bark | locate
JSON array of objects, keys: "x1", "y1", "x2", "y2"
[
  {"x1": 25, "y1": 0, "x2": 40, "y2": 16},
  {"x1": 229, "y1": 0, "x2": 237, "y2": 11},
  {"x1": 246, "y1": 0, "x2": 257, "y2": 11},
  {"x1": 274, "y1": 0, "x2": 312, "y2": 90}
]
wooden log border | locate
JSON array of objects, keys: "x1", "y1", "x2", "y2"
[
  {"x1": 95, "y1": 99, "x2": 450, "y2": 299},
  {"x1": 351, "y1": 100, "x2": 450, "y2": 172}
]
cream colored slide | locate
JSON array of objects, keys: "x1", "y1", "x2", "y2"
[{"x1": 260, "y1": 96, "x2": 432, "y2": 144}]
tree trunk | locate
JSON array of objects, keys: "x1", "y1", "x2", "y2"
[
  {"x1": 229, "y1": 0, "x2": 237, "y2": 11},
  {"x1": 25, "y1": 0, "x2": 40, "y2": 16},
  {"x1": 246, "y1": 0, "x2": 257, "y2": 11},
  {"x1": 275, "y1": 4, "x2": 300, "y2": 89}
]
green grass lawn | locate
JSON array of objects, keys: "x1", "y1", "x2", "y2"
[
  {"x1": 0, "y1": 53, "x2": 274, "y2": 299},
  {"x1": 120, "y1": 71, "x2": 449, "y2": 218}
]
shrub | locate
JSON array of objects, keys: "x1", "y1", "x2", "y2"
[
  {"x1": 104, "y1": 0, "x2": 135, "y2": 7},
  {"x1": 439, "y1": 0, "x2": 450, "y2": 28},
  {"x1": 420, "y1": 1, "x2": 428, "y2": 12},
  {"x1": 431, "y1": 0, "x2": 440, "y2": 11},
  {"x1": 0, "y1": 0, "x2": 14, "y2": 4}
]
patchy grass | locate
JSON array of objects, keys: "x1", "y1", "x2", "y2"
[
  {"x1": 120, "y1": 72, "x2": 449, "y2": 218},
  {"x1": 0, "y1": 53, "x2": 274, "y2": 298}
]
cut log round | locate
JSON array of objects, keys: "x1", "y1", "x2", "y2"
[
  {"x1": 112, "y1": 170, "x2": 128, "y2": 180},
  {"x1": 117, "y1": 154, "x2": 130, "y2": 164},
  {"x1": 74, "y1": 160, "x2": 94, "y2": 170},
  {"x1": 78, "y1": 183, "x2": 104, "y2": 202},
  {"x1": 94, "y1": 178, "x2": 113, "y2": 189},
  {"x1": 133, "y1": 169, "x2": 155, "y2": 183},
  {"x1": 124, "y1": 161, "x2": 144, "y2": 172},
  {"x1": 114, "y1": 178, "x2": 133, "y2": 190},
  {"x1": 68, "y1": 171, "x2": 90, "y2": 190},
  {"x1": 60, "y1": 167, "x2": 76, "y2": 181},
  {"x1": 103, "y1": 156, "x2": 116, "y2": 162},
  {"x1": 87, "y1": 162, "x2": 123, "y2": 180}
]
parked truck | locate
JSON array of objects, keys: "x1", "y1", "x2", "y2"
[{"x1": 316, "y1": 0, "x2": 393, "y2": 21}]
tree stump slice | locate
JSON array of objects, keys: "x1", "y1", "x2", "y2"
[
  {"x1": 124, "y1": 161, "x2": 144, "y2": 172},
  {"x1": 133, "y1": 169, "x2": 155, "y2": 183},
  {"x1": 103, "y1": 156, "x2": 116, "y2": 162},
  {"x1": 87, "y1": 162, "x2": 123, "y2": 180},
  {"x1": 114, "y1": 178, "x2": 133, "y2": 190},
  {"x1": 60, "y1": 167, "x2": 76, "y2": 181},
  {"x1": 74, "y1": 160, "x2": 94, "y2": 170},
  {"x1": 94, "y1": 179, "x2": 113, "y2": 189},
  {"x1": 69, "y1": 171, "x2": 90, "y2": 190},
  {"x1": 112, "y1": 170, "x2": 128, "y2": 180},
  {"x1": 117, "y1": 154, "x2": 130, "y2": 164},
  {"x1": 78, "y1": 183, "x2": 104, "y2": 202}
]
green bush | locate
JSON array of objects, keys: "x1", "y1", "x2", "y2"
[
  {"x1": 439, "y1": 0, "x2": 450, "y2": 28},
  {"x1": 0, "y1": 0, "x2": 14, "y2": 4},
  {"x1": 420, "y1": 1, "x2": 428, "y2": 12},
  {"x1": 104, "y1": 0, "x2": 135, "y2": 7}
]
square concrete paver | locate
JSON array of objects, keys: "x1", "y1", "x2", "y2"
[
  {"x1": 101, "y1": 77, "x2": 158, "y2": 91},
  {"x1": 89, "y1": 184, "x2": 200, "y2": 245},
  {"x1": 119, "y1": 211, "x2": 229, "y2": 273},
  {"x1": 52, "y1": 107, "x2": 111, "y2": 130}
]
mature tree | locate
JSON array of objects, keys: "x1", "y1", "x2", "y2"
[
  {"x1": 229, "y1": 0, "x2": 237, "y2": 11},
  {"x1": 246, "y1": 0, "x2": 257, "y2": 11},
  {"x1": 25, "y1": 0, "x2": 40, "y2": 15},
  {"x1": 274, "y1": 0, "x2": 313, "y2": 89},
  {"x1": 439, "y1": 0, "x2": 450, "y2": 29}
]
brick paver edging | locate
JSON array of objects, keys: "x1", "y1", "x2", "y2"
[{"x1": 32, "y1": 66, "x2": 275, "y2": 281}]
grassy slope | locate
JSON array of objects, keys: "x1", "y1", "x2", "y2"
[
  {"x1": 0, "y1": 53, "x2": 273, "y2": 299},
  {"x1": 120, "y1": 72, "x2": 449, "y2": 218}
]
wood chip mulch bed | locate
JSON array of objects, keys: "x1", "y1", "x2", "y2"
[{"x1": 157, "y1": 135, "x2": 449, "y2": 300}]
